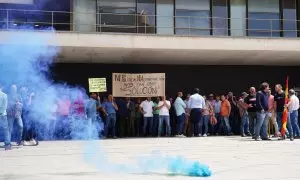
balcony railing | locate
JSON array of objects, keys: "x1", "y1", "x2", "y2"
[{"x1": 0, "y1": 8, "x2": 299, "y2": 38}]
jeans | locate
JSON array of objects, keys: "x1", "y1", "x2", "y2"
[
  {"x1": 202, "y1": 115, "x2": 210, "y2": 135},
  {"x1": 190, "y1": 108, "x2": 202, "y2": 136},
  {"x1": 0, "y1": 115, "x2": 10, "y2": 145},
  {"x1": 248, "y1": 112, "x2": 257, "y2": 136},
  {"x1": 219, "y1": 116, "x2": 231, "y2": 134},
  {"x1": 255, "y1": 112, "x2": 269, "y2": 139},
  {"x1": 153, "y1": 114, "x2": 159, "y2": 136},
  {"x1": 240, "y1": 114, "x2": 250, "y2": 135},
  {"x1": 289, "y1": 110, "x2": 300, "y2": 137},
  {"x1": 8, "y1": 116, "x2": 23, "y2": 143},
  {"x1": 143, "y1": 117, "x2": 153, "y2": 136},
  {"x1": 211, "y1": 113, "x2": 220, "y2": 135},
  {"x1": 176, "y1": 113, "x2": 185, "y2": 135},
  {"x1": 158, "y1": 115, "x2": 171, "y2": 136},
  {"x1": 105, "y1": 113, "x2": 116, "y2": 137}
]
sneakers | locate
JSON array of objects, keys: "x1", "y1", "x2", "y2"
[
  {"x1": 17, "y1": 141, "x2": 23, "y2": 146},
  {"x1": 241, "y1": 134, "x2": 246, "y2": 137},
  {"x1": 203, "y1": 134, "x2": 208, "y2": 137},
  {"x1": 4, "y1": 144, "x2": 12, "y2": 151}
]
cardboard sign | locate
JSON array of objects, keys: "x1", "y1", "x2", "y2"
[
  {"x1": 88, "y1": 78, "x2": 107, "y2": 92},
  {"x1": 112, "y1": 73, "x2": 165, "y2": 97}
]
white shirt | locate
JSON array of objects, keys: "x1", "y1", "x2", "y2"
[
  {"x1": 140, "y1": 100, "x2": 154, "y2": 117},
  {"x1": 188, "y1": 93, "x2": 206, "y2": 109},
  {"x1": 288, "y1": 95, "x2": 299, "y2": 112},
  {"x1": 158, "y1": 100, "x2": 171, "y2": 116}
]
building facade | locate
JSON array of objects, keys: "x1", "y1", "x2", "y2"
[{"x1": 1, "y1": 0, "x2": 300, "y2": 95}]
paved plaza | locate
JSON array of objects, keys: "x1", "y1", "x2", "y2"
[{"x1": 1, "y1": 136, "x2": 300, "y2": 180}]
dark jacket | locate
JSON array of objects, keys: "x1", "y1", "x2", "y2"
[{"x1": 256, "y1": 91, "x2": 268, "y2": 112}]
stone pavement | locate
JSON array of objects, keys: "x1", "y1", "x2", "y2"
[{"x1": 1, "y1": 136, "x2": 300, "y2": 180}]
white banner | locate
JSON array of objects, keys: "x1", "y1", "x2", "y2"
[{"x1": 112, "y1": 73, "x2": 165, "y2": 97}]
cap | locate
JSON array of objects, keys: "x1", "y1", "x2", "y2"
[{"x1": 241, "y1": 92, "x2": 248, "y2": 97}]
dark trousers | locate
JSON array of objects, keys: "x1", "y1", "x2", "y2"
[
  {"x1": 143, "y1": 117, "x2": 153, "y2": 136},
  {"x1": 152, "y1": 114, "x2": 159, "y2": 136},
  {"x1": 177, "y1": 113, "x2": 185, "y2": 135},
  {"x1": 190, "y1": 108, "x2": 202, "y2": 136}
]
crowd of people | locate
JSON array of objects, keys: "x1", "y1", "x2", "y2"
[{"x1": 0, "y1": 81, "x2": 299, "y2": 151}]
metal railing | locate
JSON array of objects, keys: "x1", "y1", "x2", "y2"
[{"x1": 0, "y1": 8, "x2": 299, "y2": 38}]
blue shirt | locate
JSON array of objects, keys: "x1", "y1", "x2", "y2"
[
  {"x1": 256, "y1": 91, "x2": 268, "y2": 112},
  {"x1": 85, "y1": 98, "x2": 97, "y2": 118},
  {"x1": 174, "y1": 97, "x2": 186, "y2": 116},
  {"x1": 102, "y1": 101, "x2": 116, "y2": 114},
  {"x1": 0, "y1": 91, "x2": 7, "y2": 116}
]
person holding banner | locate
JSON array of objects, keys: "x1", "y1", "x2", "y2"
[
  {"x1": 103, "y1": 95, "x2": 118, "y2": 139},
  {"x1": 157, "y1": 96, "x2": 171, "y2": 137},
  {"x1": 140, "y1": 97, "x2": 154, "y2": 137}
]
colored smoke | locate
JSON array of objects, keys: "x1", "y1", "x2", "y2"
[
  {"x1": 83, "y1": 141, "x2": 212, "y2": 177},
  {"x1": 0, "y1": 26, "x2": 99, "y2": 141},
  {"x1": 0, "y1": 25, "x2": 211, "y2": 178}
]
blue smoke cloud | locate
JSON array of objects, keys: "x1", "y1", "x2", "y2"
[
  {"x1": 83, "y1": 141, "x2": 212, "y2": 177},
  {"x1": 0, "y1": 26, "x2": 211, "y2": 177},
  {"x1": 0, "y1": 27, "x2": 100, "y2": 141}
]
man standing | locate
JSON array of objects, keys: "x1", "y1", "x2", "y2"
[
  {"x1": 85, "y1": 92, "x2": 101, "y2": 139},
  {"x1": 0, "y1": 84, "x2": 11, "y2": 150},
  {"x1": 7, "y1": 84, "x2": 23, "y2": 146},
  {"x1": 220, "y1": 95, "x2": 232, "y2": 135},
  {"x1": 274, "y1": 84, "x2": 288, "y2": 136},
  {"x1": 152, "y1": 97, "x2": 160, "y2": 136},
  {"x1": 254, "y1": 82, "x2": 270, "y2": 141},
  {"x1": 174, "y1": 92, "x2": 186, "y2": 137},
  {"x1": 287, "y1": 89, "x2": 299, "y2": 138},
  {"x1": 228, "y1": 92, "x2": 238, "y2": 134},
  {"x1": 184, "y1": 94, "x2": 191, "y2": 136},
  {"x1": 103, "y1": 95, "x2": 118, "y2": 139},
  {"x1": 238, "y1": 92, "x2": 250, "y2": 137},
  {"x1": 125, "y1": 97, "x2": 135, "y2": 137},
  {"x1": 140, "y1": 97, "x2": 154, "y2": 136},
  {"x1": 244, "y1": 87, "x2": 256, "y2": 137},
  {"x1": 267, "y1": 90, "x2": 280, "y2": 137},
  {"x1": 188, "y1": 88, "x2": 205, "y2": 137},
  {"x1": 212, "y1": 95, "x2": 221, "y2": 135},
  {"x1": 157, "y1": 96, "x2": 171, "y2": 137}
]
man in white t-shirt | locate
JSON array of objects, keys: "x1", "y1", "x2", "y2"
[
  {"x1": 157, "y1": 96, "x2": 171, "y2": 137},
  {"x1": 140, "y1": 97, "x2": 154, "y2": 136}
]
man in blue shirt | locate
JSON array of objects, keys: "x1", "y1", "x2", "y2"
[
  {"x1": 254, "y1": 82, "x2": 270, "y2": 141},
  {"x1": 85, "y1": 92, "x2": 102, "y2": 139},
  {"x1": 102, "y1": 94, "x2": 118, "y2": 138},
  {"x1": 174, "y1": 92, "x2": 186, "y2": 137},
  {"x1": 0, "y1": 83, "x2": 11, "y2": 150}
]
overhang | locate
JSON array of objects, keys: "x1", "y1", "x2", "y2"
[{"x1": 0, "y1": 30, "x2": 300, "y2": 65}]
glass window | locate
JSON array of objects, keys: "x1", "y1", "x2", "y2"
[
  {"x1": 156, "y1": 0, "x2": 174, "y2": 35},
  {"x1": 282, "y1": 0, "x2": 297, "y2": 37},
  {"x1": 137, "y1": 0, "x2": 156, "y2": 34},
  {"x1": 248, "y1": 0, "x2": 280, "y2": 37},
  {"x1": 97, "y1": 0, "x2": 136, "y2": 33},
  {"x1": 175, "y1": 0, "x2": 210, "y2": 36},
  {"x1": 212, "y1": 0, "x2": 228, "y2": 36},
  {"x1": 230, "y1": 0, "x2": 246, "y2": 36}
]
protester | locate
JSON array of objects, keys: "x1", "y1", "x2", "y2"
[
  {"x1": 103, "y1": 94, "x2": 118, "y2": 139},
  {"x1": 219, "y1": 95, "x2": 232, "y2": 135},
  {"x1": 287, "y1": 89, "x2": 300, "y2": 138},
  {"x1": 174, "y1": 92, "x2": 186, "y2": 137},
  {"x1": 188, "y1": 88, "x2": 205, "y2": 137},
  {"x1": 140, "y1": 97, "x2": 154, "y2": 136},
  {"x1": 254, "y1": 82, "x2": 270, "y2": 141},
  {"x1": 238, "y1": 92, "x2": 250, "y2": 137},
  {"x1": 157, "y1": 96, "x2": 171, "y2": 137},
  {"x1": 0, "y1": 83, "x2": 11, "y2": 150}
]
